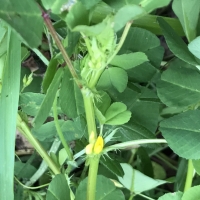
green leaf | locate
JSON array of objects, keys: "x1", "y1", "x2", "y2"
[
  {"x1": 104, "y1": 102, "x2": 131, "y2": 125},
  {"x1": 46, "y1": 174, "x2": 70, "y2": 200},
  {"x1": 140, "y1": 0, "x2": 171, "y2": 13},
  {"x1": 42, "y1": 58, "x2": 58, "y2": 93},
  {"x1": 188, "y1": 36, "x2": 200, "y2": 60},
  {"x1": 14, "y1": 162, "x2": 36, "y2": 180},
  {"x1": 158, "y1": 191, "x2": 183, "y2": 200},
  {"x1": 0, "y1": 29, "x2": 21, "y2": 200},
  {"x1": 78, "y1": 0, "x2": 101, "y2": 9},
  {"x1": 19, "y1": 93, "x2": 45, "y2": 117},
  {"x1": 75, "y1": 175, "x2": 125, "y2": 200},
  {"x1": 118, "y1": 163, "x2": 166, "y2": 193},
  {"x1": 0, "y1": 0, "x2": 43, "y2": 48},
  {"x1": 157, "y1": 17, "x2": 199, "y2": 66},
  {"x1": 33, "y1": 68, "x2": 64, "y2": 128},
  {"x1": 160, "y1": 110, "x2": 200, "y2": 159},
  {"x1": 32, "y1": 118, "x2": 85, "y2": 142},
  {"x1": 192, "y1": 160, "x2": 200, "y2": 176},
  {"x1": 108, "y1": 86, "x2": 160, "y2": 133},
  {"x1": 110, "y1": 52, "x2": 148, "y2": 70},
  {"x1": 182, "y1": 185, "x2": 200, "y2": 200},
  {"x1": 172, "y1": 0, "x2": 200, "y2": 42},
  {"x1": 117, "y1": 118, "x2": 158, "y2": 148},
  {"x1": 137, "y1": 147, "x2": 154, "y2": 178},
  {"x1": 157, "y1": 59, "x2": 200, "y2": 108},
  {"x1": 100, "y1": 156, "x2": 124, "y2": 177},
  {"x1": 65, "y1": 2, "x2": 89, "y2": 30},
  {"x1": 94, "y1": 91, "x2": 111, "y2": 124},
  {"x1": 119, "y1": 27, "x2": 161, "y2": 53},
  {"x1": 114, "y1": 5, "x2": 146, "y2": 32},
  {"x1": 60, "y1": 67, "x2": 84, "y2": 118},
  {"x1": 41, "y1": 0, "x2": 67, "y2": 14},
  {"x1": 98, "y1": 67, "x2": 128, "y2": 93}
]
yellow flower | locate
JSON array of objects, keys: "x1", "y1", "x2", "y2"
[
  {"x1": 93, "y1": 136, "x2": 104, "y2": 154},
  {"x1": 85, "y1": 144, "x2": 94, "y2": 155}
]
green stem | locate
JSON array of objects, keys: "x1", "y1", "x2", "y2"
[
  {"x1": 88, "y1": 21, "x2": 133, "y2": 88},
  {"x1": 82, "y1": 88, "x2": 97, "y2": 142},
  {"x1": 17, "y1": 114, "x2": 60, "y2": 175},
  {"x1": 106, "y1": 21, "x2": 132, "y2": 65},
  {"x1": 184, "y1": 159, "x2": 194, "y2": 192},
  {"x1": 53, "y1": 95, "x2": 73, "y2": 162},
  {"x1": 81, "y1": 87, "x2": 99, "y2": 200},
  {"x1": 87, "y1": 156, "x2": 100, "y2": 200},
  {"x1": 42, "y1": 11, "x2": 82, "y2": 88}
]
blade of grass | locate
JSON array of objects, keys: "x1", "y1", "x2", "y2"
[{"x1": 0, "y1": 28, "x2": 21, "y2": 200}]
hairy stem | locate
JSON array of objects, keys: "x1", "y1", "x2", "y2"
[{"x1": 42, "y1": 11, "x2": 82, "y2": 88}]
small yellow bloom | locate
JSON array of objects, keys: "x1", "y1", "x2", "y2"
[
  {"x1": 85, "y1": 144, "x2": 94, "y2": 155},
  {"x1": 93, "y1": 136, "x2": 104, "y2": 154}
]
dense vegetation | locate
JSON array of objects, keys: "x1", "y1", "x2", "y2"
[{"x1": 1, "y1": 0, "x2": 200, "y2": 200}]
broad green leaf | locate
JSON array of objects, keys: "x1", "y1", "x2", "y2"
[
  {"x1": 65, "y1": 2, "x2": 89, "y2": 30},
  {"x1": 139, "y1": 0, "x2": 171, "y2": 13},
  {"x1": 182, "y1": 185, "x2": 200, "y2": 200},
  {"x1": 46, "y1": 174, "x2": 70, "y2": 200},
  {"x1": 100, "y1": 156, "x2": 124, "y2": 177},
  {"x1": 98, "y1": 67, "x2": 128, "y2": 93},
  {"x1": 14, "y1": 162, "x2": 36, "y2": 180},
  {"x1": 152, "y1": 161, "x2": 166, "y2": 180},
  {"x1": 110, "y1": 52, "x2": 148, "y2": 70},
  {"x1": 32, "y1": 118, "x2": 85, "y2": 142},
  {"x1": 172, "y1": 0, "x2": 200, "y2": 42},
  {"x1": 158, "y1": 191, "x2": 183, "y2": 200},
  {"x1": 41, "y1": 0, "x2": 67, "y2": 14},
  {"x1": 0, "y1": 1, "x2": 43, "y2": 48},
  {"x1": 116, "y1": 118, "x2": 158, "y2": 149},
  {"x1": 108, "y1": 85, "x2": 160, "y2": 133},
  {"x1": 128, "y1": 62, "x2": 157, "y2": 83},
  {"x1": 0, "y1": 29, "x2": 21, "y2": 200},
  {"x1": 114, "y1": 5, "x2": 146, "y2": 32},
  {"x1": 118, "y1": 163, "x2": 166, "y2": 193},
  {"x1": 160, "y1": 110, "x2": 200, "y2": 159},
  {"x1": 118, "y1": 27, "x2": 162, "y2": 79},
  {"x1": 104, "y1": 102, "x2": 131, "y2": 125},
  {"x1": 192, "y1": 159, "x2": 200, "y2": 176},
  {"x1": 60, "y1": 67, "x2": 84, "y2": 118},
  {"x1": 33, "y1": 68, "x2": 64, "y2": 128},
  {"x1": 75, "y1": 175, "x2": 125, "y2": 200},
  {"x1": 188, "y1": 36, "x2": 200, "y2": 60},
  {"x1": 157, "y1": 59, "x2": 200, "y2": 108},
  {"x1": 130, "y1": 99, "x2": 160, "y2": 133},
  {"x1": 157, "y1": 18, "x2": 199, "y2": 66},
  {"x1": 119, "y1": 27, "x2": 161, "y2": 53},
  {"x1": 42, "y1": 58, "x2": 58, "y2": 93},
  {"x1": 19, "y1": 93, "x2": 45, "y2": 117},
  {"x1": 92, "y1": 3, "x2": 184, "y2": 36},
  {"x1": 78, "y1": 0, "x2": 101, "y2": 9},
  {"x1": 137, "y1": 147, "x2": 154, "y2": 178}
]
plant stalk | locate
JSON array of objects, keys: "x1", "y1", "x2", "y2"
[
  {"x1": 184, "y1": 159, "x2": 194, "y2": 192},
  {"x1": 42, "y1": 10, "x2": 82, "y2": 88},
  {"x1": 53, "y1": 95, "x2": 73, "y2": 162},
  {"x1": 87, "y1": 155, "x2": 100, "y2": 200},
  {"x1": 17, "y1": 114, "x2": 60, "y2": 175}
]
